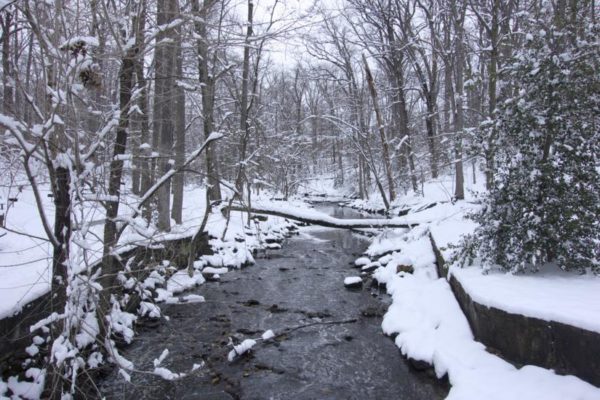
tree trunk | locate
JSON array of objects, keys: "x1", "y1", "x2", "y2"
[
  {"x1": 485, "y1": 0, "x2": 500, "y2": 189},
  {"x1": 99, "y1": 30, "x2": 136, "y2": 338},
  {"x1": 171, "y1": 37, "x2": 185, "y2": 224},
  {"x1": 337, "y1": 139, "x2": 344, "y2": 185},
  {"x1": 452, "y1": 0, "x2": 466, "y2": 200},
  {"x1": 362, "y1": 54, "x2": 396, "y2": 204},
  {"x1": 226, "y1": 204, "x2": 418, "y2": 229},
  {"x1": 131, "y1": 2, "x2": 147, "y2": 195},
  {"x1": 425, "y1": 91, "x2": 439, "y2": 179},
  {"x1": 153, "y1": 0, "x2": 180, "y2": 231},
  {"x1": 193, "y1": 0, "x2": 222, "y2": 201},
  {"x1": 1, "y1": 10, "x2": 13, "y2": 115},
  {"x1": 235, "y1": 0, "x2": 254, "y2": 195},
  {"x1": 386, "y1": 26, "x2": 418, "y2": 193}
]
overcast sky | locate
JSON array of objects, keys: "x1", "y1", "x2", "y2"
[{"x1": 247, "y1": 0, "x2": 343, "y2": 68}]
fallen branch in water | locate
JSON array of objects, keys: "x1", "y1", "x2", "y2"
[
  {"x1": 227, "y1": 318, "x2": 358, "y2": 362},
  {"x1": 275, "y1": 318, "x2": 358, "y2": 338}
]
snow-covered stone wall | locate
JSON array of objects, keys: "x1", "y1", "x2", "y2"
[{"x1": 430, "y1": 234, "x2": 600, "y2": 388}]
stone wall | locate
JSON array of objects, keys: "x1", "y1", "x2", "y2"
[{"x1": 429, "y1": 234, "x2": 600, "y2": 388}]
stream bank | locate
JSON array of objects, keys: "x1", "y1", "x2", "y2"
[{"x1": 99, "y1": 204, "x2": 447, "y2": 399}]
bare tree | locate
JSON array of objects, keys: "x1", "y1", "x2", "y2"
[
  {"x1": 363, "y1": 54, "x2": 394, "y2": 207},
  {"x1": 153, "y1": 0, "x2": 182, "y2": 231},
  {"x1": 192, "y1": 0, "x2": 223, "y2": 201}
]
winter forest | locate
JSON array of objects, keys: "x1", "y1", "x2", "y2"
[{"x1": 0, "y1": 0, "x2": 598, "y2": 398}]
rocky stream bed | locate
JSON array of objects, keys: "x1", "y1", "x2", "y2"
[{"x1": 99, "y1": 204, "x2": 448, "y2": 399}]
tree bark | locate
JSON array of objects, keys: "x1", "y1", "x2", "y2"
[
  {"x1": 362, "y1": 54, "x2": 396, "y2": 204},
  {"x1": 130, "y1": 1, "x2": 147, "y2": 195},
  {"x1": 153, "y1": 0, "x2": 180, "y2": 231},
  {"x1": 1, "y1": 10, "x2": 13, "y2": 115},
  {"x1": 171, "y1": 34, "x2": 185, "y2": 224},
  {"x1": 235, "y1": 0, "x2": 254, "y2": 195},
  {"x1": 193, "y1": 0, "x2": 222, "y2": 201},
  {"x1": 451, "y1": 0, "x2": 466, "y2": 200},
  {"x1": 99, "y1": 26, "x2": 136, "y2": 340}
]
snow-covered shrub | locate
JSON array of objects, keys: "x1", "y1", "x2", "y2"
[{"x1": 466, "y1": 18, "x2": 600, "y2": 273}]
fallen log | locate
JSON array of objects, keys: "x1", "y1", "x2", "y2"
[{"x1": 224, "y1": 204, "x2": 420, "y2": 229}]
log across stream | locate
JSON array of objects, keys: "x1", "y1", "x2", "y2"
[
  {"x1": 224, "y1": 202, "x2": 422, "y2": 229},
  {"x1": 99, "y1": 203, "x2": 447, "y2": 399}
]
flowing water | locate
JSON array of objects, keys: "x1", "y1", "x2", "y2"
[{"x1": 99, "y1": 204, "x2": 447, "y2": 399}]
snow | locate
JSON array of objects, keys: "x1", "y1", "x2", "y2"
[
  {"x1": 153, "y1": 367, "x2": 185, "y2": 381},
  {"x1": 228, "y1": 339, "x2": 257, "y2": 362},
  {"x1": 343, "y1": 276, "x2": 362, "y2": 286},
  {"x1": 0, "y1": 185, "x2": 53, "y2": 319},
  {"x1": 153, "y1": 349, "x2": 170, "y2": 367},
  {"x1": 180, "y1": 294, "x2": 205, "y2": 303},
  {"x1": 139, "y1": 301, "x2": 161, "y2": 318},
  {"x1": 350, "y1": 172, "x2": 600, "y2": 337},
  {"x1": 261, "y1": 329, "x2": 275, "y2": 340},
  {"x1": 246, "y1": 200, "x2": 426, "y2": 228},
  {"x1": 296, "y1": 175, "x2": 353, "y2": 201},
  {"x1": 3, "y1": 166, "x2": 599, "y2": 397},
  {"x1": 108, "y1": 305, "x2": 136, "y2": 344},
  {"x1": 450, "y1": 266, "x2": 600, "y2": 333},
  {"x1": 166, "y1": 270, "x2": 205, "y2": 295},
  {"x1": 0, "y1": 181, "x2": 294, "y2": 320},
  {"x1": 3, "y1": 368, "x2": 45, "y2": 400},
  {"x1": 203, "y1": 267, "x2": 228, "y2": 274},
  {"x1": 74, "y1": 311, "x2": 100, "y2": 348},
  {"x1": 420, "y1": 189, "x2": 600, "y2": 335},
  {"x1": 25, "y1": 344, "x2": 39, "y2": 357},
  {"x1": 60, "y1": 36, "x2": 100, "y2": 49},
  {"x1": 354, "y1": 257, "x2": 370, "y2": 266},
  {"x1": 349, "y1": 171, "x2": 600, "y2": 397},
  {"x1": 371, "y1": 227, "x2": 600, "y2": 400},
  {"x1": 151, "y1": 349, "x2": 186, "y2": 380}
]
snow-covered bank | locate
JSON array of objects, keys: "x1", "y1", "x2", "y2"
[
  {"x1": 0, "y1": 187, "x2": 303, "y2": 398},
  {"x1": 348, "y1": 173, "x2": 600, "y2": 336},
  {"x1": 426, "y1": 201, "x2": 600, "y2": 336},
  {"x1": 0, "y1": 185, "x2": 301, "y2": 320},
  {"x1": 349, "y1": 171, "x2": 600, "y2": 398},
  {"x1": 0, "y1": 184, "x2": 56, "y2": 320},
  {"x1": 450, "y1": 266, "x2": 600, "y2": 334},
  {"x1": 361, "y1": 226, "x2": 600, "y2": 399}
]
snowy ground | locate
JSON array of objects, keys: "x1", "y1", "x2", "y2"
[
  {"x1": 0, "y1": 184, "x2": 301, "y2": 399},
  {"x1": 0, "y1": 185, "x2": 54, "y2": 319},
  {"x1": 450, "y1": 266, "x2": 600, "y2": 333},
  {"x1": 3, "y1": 173, "x2": 599, "y2": 399},
  {"x1": 352, "y1": 173, "x2": 600, "y2": 398},
  {"x1": 0, "y1": 184, "x2": 297, "y2": 319},
  {"x1": 338, "y1": 173, "x2": 600, "y2": 336},
  {"x1": 362, "y1": 225, "x2": 600, "y2": 399}
]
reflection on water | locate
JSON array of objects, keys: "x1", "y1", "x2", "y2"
[
  {"x1": 308, "y1": 203, "x2": 382, "y2": 250},
  {"x1": 313, "y1": 203, "x2": 370, "y2": 220},
  {"x1": 306, "y1": 228, "x2": 366, "y2": 252}
]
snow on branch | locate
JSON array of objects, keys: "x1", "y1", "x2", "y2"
[
  {"x1": 116, "y1": 132, "x2": 224, "y2": 238},
  {"x1": 136, "y1": 132, "x2": 224, "y2": 210},
  {"x1": 225, "y1": 202, "x2": 425, "y2": 229}
]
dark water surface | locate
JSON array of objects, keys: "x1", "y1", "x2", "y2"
[{"x1": 99, "y1": 204, "x2": 447, "y2": 400}]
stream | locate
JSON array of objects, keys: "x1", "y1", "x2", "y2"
[{"x1": 99, "y1": 204, "x2": 448, "y2": 399}]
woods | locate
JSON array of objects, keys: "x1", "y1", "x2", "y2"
[{"x1": 0, "y1": 0, "x2": 598, "y2": 397}]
